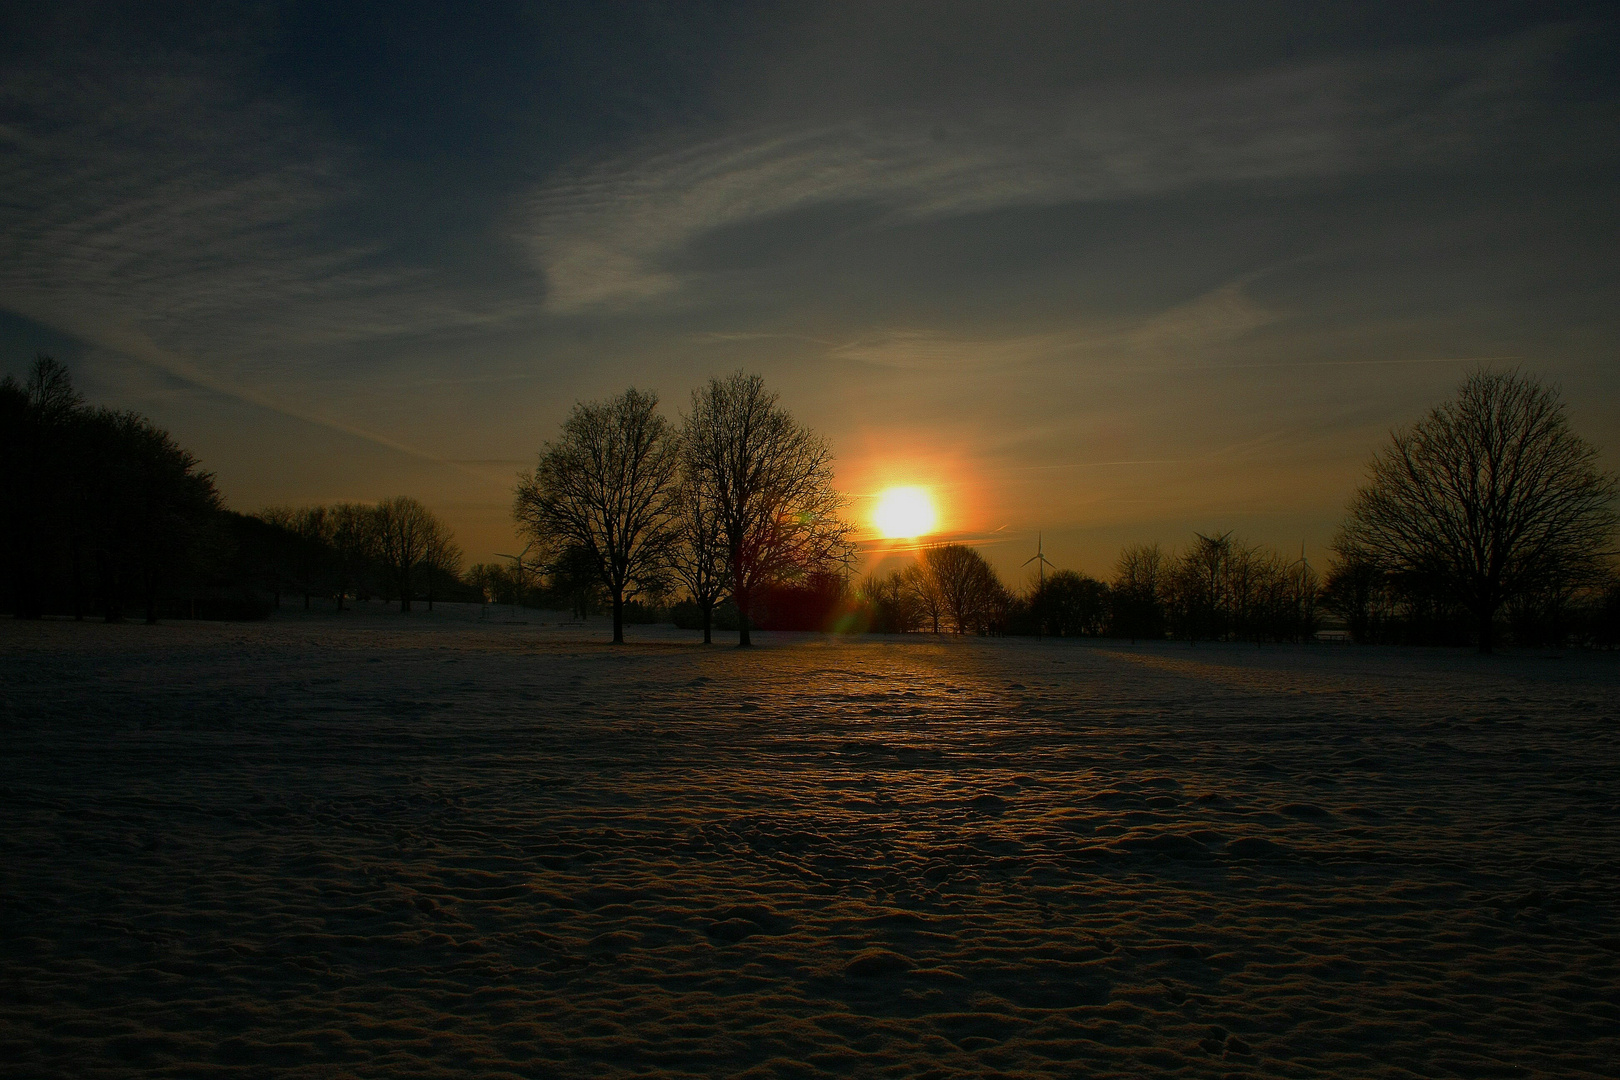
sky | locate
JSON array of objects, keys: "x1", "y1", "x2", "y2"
[{"x1": 4, "y1": 1, "x2": 1617, "y2": 582}]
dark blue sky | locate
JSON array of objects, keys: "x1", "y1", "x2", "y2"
[{"x1": 4, "y1": 2, "x2": 1616, "y2": 572}]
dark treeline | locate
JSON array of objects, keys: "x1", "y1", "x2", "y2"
[
  {"x1": 855, "y1": 533, "x2": 1323, "y2": 643},
  {"x1": 851, "y1": 371, "x2": 1620, "y2": 650},
  {"x1": 3, "y1": 357, "x2": 225, "y2": 622},
  {"x1": 9, "y1": 362, "x2": 1616, "y2": 647},
  {"x1": 1, "y1": 358, "x2": 475, "y2": 621},
  {"x1": 252, "y1": 497, "x2": 472, "y2": 613},
  {"x1": 466, "y1": 546, "x2": 663, "y2": 623},
  {"x1": 1321, "y1": 551, "x2": 1620, "y2": 648}
]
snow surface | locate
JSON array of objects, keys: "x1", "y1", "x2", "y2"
[{"x1": 3, "y1": 604, "x2": 1618, "y2": 1078}]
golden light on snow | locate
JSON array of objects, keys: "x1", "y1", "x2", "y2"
[{"x1": 873, "y1": 486, "x2": 938, "y2": 539}]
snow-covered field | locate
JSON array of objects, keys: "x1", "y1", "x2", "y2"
[{"x1": 3, "y1": 605, "x2": 1618, "y2": 1078}]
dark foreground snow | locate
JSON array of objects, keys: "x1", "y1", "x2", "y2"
[{"x1": 3, "y1": 607, "x2": 1618, "y2": 1078}]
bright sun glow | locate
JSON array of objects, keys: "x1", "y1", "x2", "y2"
[{"x1": 873, "y1": 486, "x2": 938, "y2": 539}]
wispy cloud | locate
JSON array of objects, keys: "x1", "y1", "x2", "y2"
[
  {"x1": 0, "y1": 51, "x2": 534, "y2": 383},
  {"x1": 815, "y1": 281, "x2": 1280, "y2": 373},
  {"x1": 524, "y1": 31, "x2": 1554, "y2": 313}
]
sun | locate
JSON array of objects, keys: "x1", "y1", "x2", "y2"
[{"x1": 873, "y1": 486, "x2": 938, "y2": 539}]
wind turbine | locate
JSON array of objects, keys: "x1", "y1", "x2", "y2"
[
  {"x1": 1023, "y1": 532, "x2": 1056, "y2": 640},
  {"x1": 493, "y1": 541, "x2": 536, "y2": 618}
]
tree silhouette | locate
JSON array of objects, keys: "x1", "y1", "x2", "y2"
[
  {"x1": 260, "y1": 505, "x2": 333, "y2": 609},
  {"x1": 669, "y1": 444, "x2": 730, "y2": 644},
  {"x1": 3, "y1": 359, "x2": 221, "y2": 622},
  {"x1": 119, "y1": 413, "x2": 223, "y2": 623},
  {"x1": 920, "y1": 543, "x2": 1004, "y2": 635},
  {"x1": 373, "y1": 496, "x2": 437, "y2": 612},
  {"x1": 1110, "y1": 542, "x2": 1166, "y2": 642},
  {"x1": 548, "y1": 543, "x2": 604, "y2": 620},
  {"x1": 420, "y1": 513, "x2": 462, "y2": 613},
  {"x1": 1337, "y1": 371, "x2": 1617, "y2": 652},
  {"x1": 1032, "y1": 569, "x2": 1109, "y2": 637},
  {"x1": 513, "y1": 388, "x2": 679, "y2": 643},
  {"x1": 683, "y1": 372, "x2": 854, "y2": 646},
  {"x1": 328, "y1": 502, "x2": 378, "y2": 611},
  {"x1": 2, "y1": 356, "x2": 84, "y2": 618},
  {"x1": 860, "y1": 567, "x2": 927, "y2": 633}
]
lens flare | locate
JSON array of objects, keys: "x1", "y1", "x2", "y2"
[{"x1": 873, "y1": 486, "x2": 938, "y2": 539}]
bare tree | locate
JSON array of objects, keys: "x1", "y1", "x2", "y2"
[
  {"x1": 256, "y1": 506, "x2": 334, "y2": 609},
  {"x1": 420, "y1": 515, "x2": 463, "y2": 612},
  {"x1": 1110, "y1": 541, "x2": 1166, "y2": 643},
  {"x1": 373, "y1": 496, "x2": 437, "y2": 612},
  {"x1": 328, "y1": 502, "x2": 378, "y2": 611},
  {"x1": 1031, "y1": 569, "x2": 1109, "y2": 637},
  {"x1": 683, "y1": 372, "x2": 854, "y2": 646},
  {"x1": 668, "y1": 448, "x2": 730, "y2": 644},
  {"x1": 513, "y1": 388, "x2": 680, "y2": 644},
  {"x1": 255, "y1": 505, "x2": 298, "y2": 607},
  {"x1": 861, "y1": 567, "x2": 926, "y2": 633},
  {"x1": 908, "y1": 560, "x2": 944, "y2": 634},
  {"x1": 920, "y1": 543, "x2": 1003, "y2": 635},
  {"x1": 1338, "y1": 371, "x2": 1618, "y2": 652},
  {"x1": 1167, "y1": 531, "x2": 1237, "y2": 643}
]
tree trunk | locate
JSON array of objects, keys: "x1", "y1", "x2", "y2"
[
  {"x1": 1477, "y1": 607, "x2": 1495, "y2": 654},
  {"x1": 736, "y1": 586, "x2": 752, "y2": 647},
  {"x1": 701, "y1": 601, "x2": 713, "y2": 645},
  {"x1": 399, "y1": 565, "x2": 411, "y2": 612},
  {"x1": 612, "y1": 590, "x2": 625, "y2": 644}
]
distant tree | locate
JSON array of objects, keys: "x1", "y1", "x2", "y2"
[
  {"x1": 420, "y1": 516, "x2": 463, "y2": 612},
  {"x1": 1279, "y1": 550, "x2": 1323, "y2": 642},
  {"x1": 1110, "y1": 542, "x2": 1167, "y2": 642},
  {"x1": 908, "y1": 560, "x2": 945, "y2": 634},
  {"x1": 294, "y1": 506, "x2": 333, "y2": 609},
  {"x1": 1161, "y1": 532, "x2": 1320, "y2": 645},
  {"x1": 513, "y1": 388, "x2": 680, "y2": 643},
  {"x1": 861, "y1": 567, "x2": 927, "y2": 633},
  {"x1": 254, "y1": 506, "x2": 299, "y2": 607},
  {"x1": 258, "y1": 505, "x2": 333, "y2": 609},
  {"x1": 1034, "y1": 569, "x2": 1110, "y2": 637},
  {"x1": 1338, "y1": 371, "x2": 1618, "y2": 652},
  {"x1": 1323, "y1": 551, "x2": 1384, "y2": 643},
  {"x1": 467, "y1": 561, "x2": 535, "y2": 607},
  {"x1": 373, "y1": 496, "x2": 438, "y2": 612},
  {"x1": 683, "y1": 372, "x2": 854, "y2": 646},
  {"x1": 547, "y1": 543, "x2": 603, "y2": 620},
  {"x1": 1167, "y1": 531, "x2": 1237, "y2": 643},
  {"x1": 328, "y1": 502, "x2": 379, "y2": 610},
  {"x1": 669, "y1": 445, "x2": 730, "y2": 644},
  {"x1": 465, "y1": 562, "x2": 500, "y2": 604},
  {"x1": 920, "y1": 543, "x2": 1004, "y2": 635}
]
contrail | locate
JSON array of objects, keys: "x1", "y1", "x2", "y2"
[
  {"x1": 1193, "y1": 355, "x2": 1519, "y2": 370},
  {"x1": 1008, "y1": 458, "x2": 1187, "y2": 472},
  {"x1": 81, "y1": 322, "x2": 486, "y2": 477}
]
